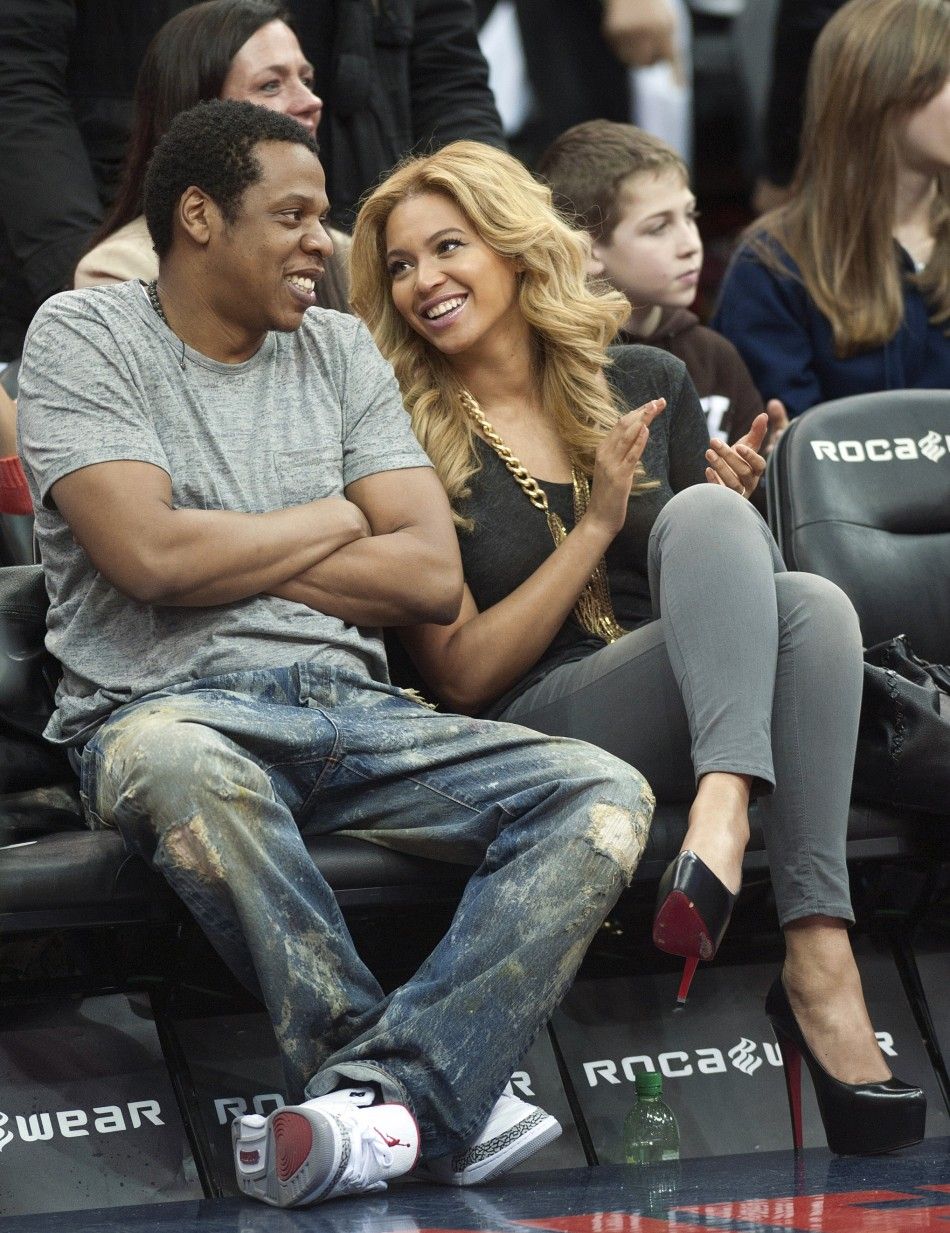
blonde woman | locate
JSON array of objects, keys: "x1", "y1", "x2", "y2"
[
  {"x1": 713, "y1": 0, "x2": 950, "y2": 418},
  {"x1": 350, "y1": 139, "x2": 925, "y2": 1155}
]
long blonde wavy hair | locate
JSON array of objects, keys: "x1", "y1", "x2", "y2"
[
  {"x1": 754, "y1": 0, "x2": 950, "y2": 357},
  {"x1": 350, "y1": 140, "x2": 650, "y2": 525}
]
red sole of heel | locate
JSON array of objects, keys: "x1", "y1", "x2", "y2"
[
  {"x1": 653, "y1": 889, "x2": 714, "y2": 959},
  {"x1": 677, "y1": 956, "x2": 700, "y2": 1003},
  {"x1": 272, "y1": 1112, "x2": 313, "y2": 1182},
  {"x1": 778, "y1": 1037, "x2": 804, "y2": 1151}
]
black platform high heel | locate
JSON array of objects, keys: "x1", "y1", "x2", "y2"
[
  {"x1": 652, "y1": 850, "x2": 737, "y2": 1003},
  {"x1": 765, "y1": 976, "x2": 926, "y2": 1155}
]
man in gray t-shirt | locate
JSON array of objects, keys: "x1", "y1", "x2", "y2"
[
  {"x1": 17, "y1": 101, "x2": 652, "y2": 1209},
  {"x1": 20, "y1": 263, "x2": 431, "y2": 745}
]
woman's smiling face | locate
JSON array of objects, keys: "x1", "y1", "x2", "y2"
[{"x1": 384, "y1": 192, "x2": 526, "y2": 362}]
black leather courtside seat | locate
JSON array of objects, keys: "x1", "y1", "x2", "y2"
[
  {"x1": 767, "y1": 389, "x2": 949, "y2": 833},
  {"x1": 1, "y1": 557, "x2": 936, "y2": 939},
  {"x1": 767, "y1": 388, "x2": 950, "y2": 662}
]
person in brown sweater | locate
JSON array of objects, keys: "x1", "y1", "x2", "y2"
[{"x1": 538, "y1": 120, "x2": 787, "y2": 451}]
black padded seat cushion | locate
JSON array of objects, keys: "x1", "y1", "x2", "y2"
[
  {"x1": 0, "y1": 828, "x2": 475, "y2": 926},
  {"x1": 1, "y1": 797, "x2": 933, "y2": 931}
]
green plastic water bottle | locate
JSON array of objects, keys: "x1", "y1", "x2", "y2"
[{"x1": 624, "y1": 1071, "x2": 680, "y2": 1164}]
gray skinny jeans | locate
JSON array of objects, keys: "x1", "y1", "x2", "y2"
[{"x1": 497, "y1": 484, "x2": 864, "y2": 927}]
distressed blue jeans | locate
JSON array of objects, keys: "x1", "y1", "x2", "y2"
[{"x1": 78, "y1": 662, "x2": 653, "y2": 1157}]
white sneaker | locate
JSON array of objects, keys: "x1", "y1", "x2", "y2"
[
  {"x1": 419, "y1": 1092, "x2": 561, "y2": 1186},
  {"x1": 233, "y1": 1089, "x2": 419, "y2": 1208}
]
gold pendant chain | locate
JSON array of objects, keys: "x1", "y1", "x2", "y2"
[
  {"x1": 459, "y1": 389, "x2": 550, "y2": 510},
  {"x1": 459, "y1": 389, "x2": 626, "y2": 644}
]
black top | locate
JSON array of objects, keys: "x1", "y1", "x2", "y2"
[
  {"x1": 761, "y1": 0, "x2": 847, "y2": 186},
  {"x1": 454, "y1": 345, "x2": 709, "y2": 716},
  {"x1": 291, "y1": 0, "x2": 505, "y2": 229},
  {"x1": 0, "y1": 0, "x2": 191, "y2": 357}
]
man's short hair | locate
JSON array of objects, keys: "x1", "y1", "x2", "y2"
[
  {"x1": 143, "y1": 99, "x2": 320, "y2": 258},
  {"x1": 537, "y1": 120, "x2": 688, "y2": 244}
]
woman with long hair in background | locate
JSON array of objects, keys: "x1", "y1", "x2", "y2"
[{"x1": 713, "y1": 0, "x2": 949, "y2": 417}]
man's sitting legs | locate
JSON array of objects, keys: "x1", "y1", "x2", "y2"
[{"x1": 82, "y1": 663, "x2": 654, "y2": 1206}]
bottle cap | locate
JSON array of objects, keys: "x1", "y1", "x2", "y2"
[{"x1": 635, "y1": 1070, "x2": 662, "y2": 1098}]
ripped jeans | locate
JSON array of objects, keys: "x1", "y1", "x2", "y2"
[{"x1": 78, "y1": 661, "x2": 654, "y2": 1157}]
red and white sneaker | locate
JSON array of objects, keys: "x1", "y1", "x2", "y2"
[
  {"x1": 419, "y1": 1091, "x2": 561, "y2": 1186},
  {"x1": 233, "y1": 1089, "x2": 419, "y2": 1208}
]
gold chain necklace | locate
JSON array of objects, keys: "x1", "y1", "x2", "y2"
[{"x1": 459, "y1": 389, "x2": 626, "y2": 644}]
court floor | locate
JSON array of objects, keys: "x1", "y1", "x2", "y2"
[{"x1": 2, "y1": 1137, "x2": 947, "y2": 1232}]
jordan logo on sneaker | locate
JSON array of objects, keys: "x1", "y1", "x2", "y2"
[
  {"x1": 240, "y1": 1149, "x2": 261, "y2": 1165},
  {"x1": 375, "y1": 1128, "x2": 411, "y2": 1148}
]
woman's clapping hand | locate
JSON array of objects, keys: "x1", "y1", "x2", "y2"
[
  {"x1": 587, "y1": 398, "x2": 666, "y2": 535},
  {"x1": 704, "y1": 411, "x2": 768, "y2": 499}
]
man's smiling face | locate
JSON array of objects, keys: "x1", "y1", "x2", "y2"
[{"x1": 205, "y1": 139, "x2": 334, "y2": 338}]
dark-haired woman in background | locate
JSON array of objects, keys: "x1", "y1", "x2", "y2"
[
  {"x1": 714, "y1": 0, "x2": 949, "y2": 419},
  {"x1": 74, "y1": 0, "x2": 351, "y2": 311}
]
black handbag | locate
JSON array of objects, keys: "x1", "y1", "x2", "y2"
[{"x1": 853, "y1": 635, "x2": 950, "y2": 814}]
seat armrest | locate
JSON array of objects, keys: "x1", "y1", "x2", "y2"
[{"x1": 0, "y1": 564, "x2": 53, "y2": 714}]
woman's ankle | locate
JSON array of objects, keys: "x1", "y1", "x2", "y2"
[
  {"x1": 680, "y1": 773, "x2": 752, "y2": 895},
  {"x1": 690, "y1": 773, "x2": 752, "y2": 831},
  {"x1": 782, "y1": 916, "x2": 857, "y2": 990},
  {"x1": 781, "y1": 918, "x2": 892, "y2": 1083}
]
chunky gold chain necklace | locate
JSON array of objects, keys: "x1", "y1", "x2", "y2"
[{"x1": 459, "y1": 389, "x2": 626, "y2": 644}]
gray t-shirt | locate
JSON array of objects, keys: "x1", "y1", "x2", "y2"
[{"x1": 17, "y1": 280, "x2": 430, "y2": 745}]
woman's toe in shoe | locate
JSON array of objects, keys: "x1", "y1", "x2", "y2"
[{"x1": 824, "y1": 1078, "x2": 926, "y2": 1155}]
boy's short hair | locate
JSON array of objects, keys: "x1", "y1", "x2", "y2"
[{"x1": 537, "y1": 120, "x2": 688, "y2": 244}]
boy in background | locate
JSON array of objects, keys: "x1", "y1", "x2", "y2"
[{"x1": 538, "y1": 120, "x2": 786, "y2": 448}]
